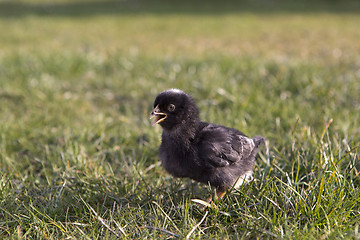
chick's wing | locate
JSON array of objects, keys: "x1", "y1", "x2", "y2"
[{"x1": 197, "y1": 124, "x2": 254, "y2": 168}]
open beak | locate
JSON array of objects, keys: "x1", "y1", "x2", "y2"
[{"x1": 150, "y1": 105, "x2": 167, "y2": 126}]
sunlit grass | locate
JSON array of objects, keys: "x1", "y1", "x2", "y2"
[
  {"x1": 0, "y1": 0, "x2": 359, "y2": 239},
  {"x1": 1, "y1": 1, "x2": 360, "y2": 64}
]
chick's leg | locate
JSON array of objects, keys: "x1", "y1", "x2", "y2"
[
  {"x1": 204, "y1": 190, "x2": 225, "y2": 204},
  {"x1": 199, "y1": 189, "x2": 227, "y2": 210},
  {"x1": 216, "y1": 190, "x2": 226, "y2": 200}
]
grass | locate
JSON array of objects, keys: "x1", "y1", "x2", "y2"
[{"x1": 0, "y1": 0, "x2": 360, "y2": 238}]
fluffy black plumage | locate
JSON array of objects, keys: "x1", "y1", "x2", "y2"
[{"x1": 150, "y1": 89, "x2": 265, "y2": 197}]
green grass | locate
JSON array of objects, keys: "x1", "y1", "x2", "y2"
[{"x1": 1, "y1": 0, "x2": 360, "y2": 239}]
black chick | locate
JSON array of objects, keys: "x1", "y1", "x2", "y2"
[{"x1": 150, "y1": 89, "x2": 265, "y2": 202}]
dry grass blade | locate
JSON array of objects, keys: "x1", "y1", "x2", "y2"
[
  {"x1": 152, "y1": 201, "x2": 181, "y2": 233},
  {"x1": 186, "y1": 211, "x2": 208, "y2": 240},
  {"x1": 143, "y1": 226, "x2": 180, "y2": 238},
  {"x1": 191, "y1": 199, "x2": 213, "y2": 209},
  {"x1": 80, "y1": 197, "x2": 125, "y2": 238}
]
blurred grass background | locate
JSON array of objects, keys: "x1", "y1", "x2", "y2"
[{"x1": 0, "y1": 0, "x2": 359, "y2": 239}]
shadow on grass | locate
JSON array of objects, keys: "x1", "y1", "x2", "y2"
[{"x1": 1, "y1": 0, "x2": 360, "y2": 18}]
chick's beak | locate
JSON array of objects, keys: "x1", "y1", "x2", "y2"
[{"x1": 150, "y1": 105, "x2": 167, "y2": 126}]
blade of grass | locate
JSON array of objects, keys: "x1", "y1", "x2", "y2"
[
  {"x1": 152, "y1": 201, "x2": 181, "y2": 233},
  {"x1": 185, "y1": 211, "x2": 208, "y2": 240},
  {"x1": 80, "y1": 196, "x2": 125, "y2": 238}
]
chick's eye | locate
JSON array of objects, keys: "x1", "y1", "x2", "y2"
[{"x1": 168, "y1": 104, "x2": 175, "y2": 111}]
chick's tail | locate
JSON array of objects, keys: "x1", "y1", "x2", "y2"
[{"x1": 252, "y1": 136, "x2": 266, "y2": 148}]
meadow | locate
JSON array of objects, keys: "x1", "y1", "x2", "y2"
[{"x1": 0, "y1": 0, "x2": 360, "y2": 238}]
